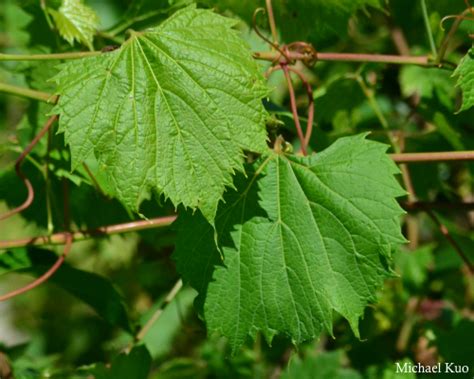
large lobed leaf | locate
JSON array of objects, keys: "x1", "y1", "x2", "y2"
[
  {"x1": 53, "y1": 5, "x2": 268, "y2": 222},
  {"x1": 453, "y1": 48, "x2": 474, "y2": 113},
  {"x1": 174, "y1": 134, "x2": 406, "y2": 351}
]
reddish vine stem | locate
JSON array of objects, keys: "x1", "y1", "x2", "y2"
[
  {"x1": 1, "y1": 202, "x2": 472, "y2": 251},
  {"x1": 265, "y1": 0, "x2": 278, "y2": 47},
  {"x1": 253, "y1": 51, "x2": 430, "y2": 65},
  {"x1": 424, "y1": 209, "x2": 474, "y2": 274},
  {"x1": 0, "y1": 115, "x2": 58, "y2": 222},
  {"x1": 286, "y1": 66, "x2": 314, "y2": 149},
  {"x1": 0, "y1": 170, "x2": 73, "y2": 302},
  {"x1": 281, "y1": 64, "x2": 307, "y2": 156},
  {"x1": 0, "y1": 233, "x2": 72, "y2": 302},
  {"x1": 0, "y1": 216, "x2": 177, "y2": 250},
  {"x1": 437, "y1": 6, "x2": 474, "y2": 65},
  {"x1": 390, "y1": 151, "x2": 474, "y2": 163},
  {"x1": 266, "y1": 64, "x2": 314, "y2": 151}
]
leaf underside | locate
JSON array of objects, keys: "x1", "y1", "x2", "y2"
[
  {"x1": 174, "y1": 134, "x2": 406, "y2": 352},
  {"x1": 53, "y1": 5, "x2": 268, "y2": 221}
]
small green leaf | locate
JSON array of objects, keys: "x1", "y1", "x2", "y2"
[
  {"x1": 53, "y1": 6, "x2": 268, "y2": 222},
  {"x1": 281, "y1": 351, "x2": 362, "y2": 379},
  {"x1": 315, "y1": 78, "x2": 365, "y2": 126},
  {"x1": 0, "y1": 248, "x2": 132, "y2": 332},
  {"x1": 48, "y1": 0, "x2": 99, "y2": 50},
  {"x1": 453, "y1": 48, "x2": 474, "y2": 112},
  {"x1": 399, "y1": 66, "x2": 455, "y2": 108},
  {"x1": 89, "y1": 346, "x2": 152, "y2": 379},
  {"x1": 433, "y1": 112, "x2": 465, "y2": 150},
  {"x1": 174, "y1": 134, "x2": 406, "y2": 351},
  {"x1": 394, "y1": 245, "x2": 434, "y2": 290}
]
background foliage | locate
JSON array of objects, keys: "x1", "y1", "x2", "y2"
[{"x1": 1, "y1": 0, "x2": 473, "y2": 378}]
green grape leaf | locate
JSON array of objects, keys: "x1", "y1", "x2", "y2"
[
  {"x1": 399, "y1": 66, "x2": 455, "y2": 108},
  {"x1": 315, "y1": 77, "x2": 366, "y2": 127},
  {"x1": 453, "y1": 48, "x2": 474, "y2": 113},
  {"x1": 0, "y1": 247, "x2": 132, "y2": 332},
  {"x1": 174, "y1": 134, "x2": 406, "y2": 351},
  {"x1": 53, "y1": 6, "x2": 268, "y2": 222},
  {"x1": 48, "y1": 0, "x2": 99, "y2": 50},
  {"x1": 394, "y1": 244, "x2": 434, "y2": 290},
  {"x1": 281, "y1": 351, "x2": 362, "y2": 379},
  {"x1": 88, "y1": 346, "x2": 152, "y2": 379}
]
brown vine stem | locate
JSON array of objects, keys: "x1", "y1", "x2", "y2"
[
  {"x1": 437, "y1": 7, "x2": 474, "y2": 65},
  {"x1": 0, "y1": 185, "x2": 72, "y2": 303},
  {"x1": 135, "y1": 279, "x2": 183, "y2": 342},
  {"x1": 0, "y1": 234, "x2": 73, "y2": 302},
  {"x1": 82, "y1": 163, "x2": 106, "y2": 196},
  {"x1": 267, "y1": 64, "x2": 314, "y2": 152},
  {"x1": 253, "y1": 51, "x2": 430, "y2": 66},
  {"x1": 286, "y1": 66, "x2": 314, "y2": 150},
  {"x1": 0, "y1": 215, "x2": 177, "y2": 250},
  {"x1": 281, "y1": 64, "x2": 308, "y2": 156},
  {"x1": 425, "y1": 209, "x2": 474, "y2": 274},
  {"x1": 0, "y1": 82, "x2": 56, "y2": 103},
  {"x1": 0, "y1": 115, "x2": 58, "y2": 222},
  {"x1": 265, "y1": 0, "x2": 279, "y2": 47},
  {"x1": 390, "y1": 151, "x2": 474, "y2": 163}
]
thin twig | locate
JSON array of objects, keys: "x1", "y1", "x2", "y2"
[
  {"x1": 253, "y1": 51, "x2": 430, "y2": 65},
  {"x1": 45, "y1": 127, "x2": 54, "y2": 234},
  {"x1": 40, "y1": 0, "x2": 54, "y2": 29},
  {"x1": 396, "y1": 297, "x2": 420, "y2": 352},
  {"x1": 82, "y1": 163, "x2": 106, "y2": 196},
  {"x1": 0, "y1": 159, "x2": 73, "y2": 302},
  {"x1": 0, "y1": 82, "x2": 57, "y2": 103},
  {"x1": 424, "y1": 209, "x2": 474, "y2": 274},
  {"x1": 135, "y1": 279, "x2": 183, "y2": 342},
  {"x1": 286, "y1": 66, "x2": 314, "y2": 151},
  {"x1": 390, "y1": 151, "x2": 474, "y2": 163},
  {"x1": 281, "y1": 64, "x2": 307, "y2": 155},
  {"x1": 0, "y1": 215, "x2": 177, "y2": 250},
  {"x1": 265, "y1": 0, "x2": 279, "y2": 47},
  {"x1": 0, "y1": 232, "x2": 73, "y2": 302},
  {"x1": 267, "y1": 65, "x2": 315, "y2": 151},
  {"x1": 0, "y1": 115, "x2": 59, "y2": 222},
  {"x1": 0, "y1": 51, "x2": 101, "y2": 61},
  {"x1": 437, "y1": 7, "x2": 473, "y2": 65},
  {"x1": 420, "y1": 0, "x2": 438, "y2": 57}
]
